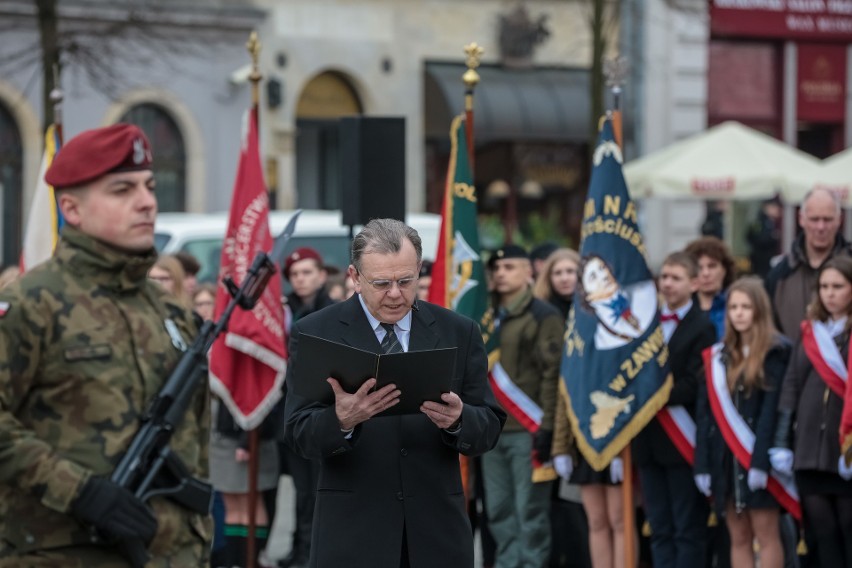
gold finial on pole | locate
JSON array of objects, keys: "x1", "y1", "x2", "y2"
[
  {"x1": 462, "y1": 42, "x2": 484, "y2": 95},
  {"x1": 246, "y1": 31, "x2": 262, "y2": 107}
]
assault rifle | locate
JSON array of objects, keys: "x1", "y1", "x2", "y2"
[{"x1": 109, "y1": 211, "x2": 301, "y2": 568}]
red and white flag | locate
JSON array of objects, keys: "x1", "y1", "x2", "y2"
[{"x1": 209, "y1": 108, "x2": 287, "y2": 430}]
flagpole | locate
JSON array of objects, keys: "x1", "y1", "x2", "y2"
[
  {"x1": 605, "y1": 54, "x2": 635, "y2": 568},
  {"x1": 462, "y1": 43, "x2": 483, "y2": 172},
  {"x1": 245, "y1": 30, "x2": 262, "y2": 568},
  {"x1": 458, "y1": 41, "x2": 483, "y2": 507},
  {"x1": 51, "y1": 64, "x2": 64, "y2": 143}
]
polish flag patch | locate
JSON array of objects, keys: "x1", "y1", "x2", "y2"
[{"x1": 0, "y1": 302, "x2": 10, "y2": 318}]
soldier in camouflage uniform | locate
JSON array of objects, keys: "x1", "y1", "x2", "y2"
[{"x1": 0, "y1": 124, "x2": 211, "y2": 567}]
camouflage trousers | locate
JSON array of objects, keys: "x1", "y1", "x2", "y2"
[{"x1": 0, "y1": 542, "x2": 210, "y2": 568}]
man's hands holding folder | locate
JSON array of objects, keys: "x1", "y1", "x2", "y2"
[
  {"x1": 327, "y1": 376, "x2": 463, "y2": 432},
  {"x1": 329, "y1": 377, "x2": 401, "y2": 430},
  {"x1": 421, "y1": 392, "x2": 463, "y2": 430}
]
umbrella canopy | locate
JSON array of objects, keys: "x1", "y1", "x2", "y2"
[
  {"x1": 624, "y1": 121, "x2": 822, "y2": 202},
  {"x1": 813, "y1": 147, "x2": 852, "y2": 203}
]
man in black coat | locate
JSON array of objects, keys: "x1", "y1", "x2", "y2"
[
  {"x1": 283, "y1": 218, "x2": 505, "y2": 568},
  {"x1": 633, "y1": 252, "x2": 717, "y2": 567}
]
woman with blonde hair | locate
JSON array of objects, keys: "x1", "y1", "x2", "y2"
[
  {"x1": 536, "y1": 248, "x2": 597, "y2": 568},
  {"x1": 533, "y1": 248, "x2": 581, "y2": 321},
  {"x1": 695, "y1": 277, "x2": 790, "y2": 568},
  {"x1": 148, "y1": 255, "x2": 187, "y2": 304}
]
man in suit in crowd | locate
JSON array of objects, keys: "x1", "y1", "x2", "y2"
[
  {"x1": 283, "y1": 218, "x2": 506, "y2": 568},
  {"x1": 633, "y1": 251, "x2": 716, "y2": 567}
]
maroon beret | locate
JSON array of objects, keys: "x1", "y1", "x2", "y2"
[
  {"x1": 45, "y1": 123, "x2": 153, "y2": 189},
  {"x1": 283, "y1": 247, "x2": 323, "y2": 280}
]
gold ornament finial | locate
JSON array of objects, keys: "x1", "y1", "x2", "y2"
[
  {"x1": 247, "y1": 31, "x2": 262, "y2": 85},
  {"x1": 463, "y1": 42, "x2": 484, "y2": 90}
]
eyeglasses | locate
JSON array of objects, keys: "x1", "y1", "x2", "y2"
[
  {"x1": 149, "y1": 275, "x2": 173, "y2": 283},
  {"x1": 358, "y1": 272, "x2": 418, "y2": 292}
]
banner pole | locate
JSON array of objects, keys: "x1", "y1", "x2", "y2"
[
  {"x1": 605, "y1": 53, "x2": 634, "y2": 568},
  {"x1": 245, "y1": 30, "x2": 263, "y2": 568},
  {"x1": 621, "y1": 446, "x2": 635, "y2": 567}
]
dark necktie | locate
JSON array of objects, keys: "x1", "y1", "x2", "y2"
[
  {"x1": 660, "y1": 312, "x2": 680, "y2": 324},
  {"x1": 380, "y1": 323, "x2": 404, "y2": 354}
]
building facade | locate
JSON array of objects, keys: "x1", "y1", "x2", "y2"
[
  {"x1": 625, "y1": 0, "x2": 852, "y2": 266},
  {"x1": 0, "y1": 0, "x2": 264, "y2": 266},
  {"x1": 1, "y1": 0, "x2": 602, "y2": 267}
]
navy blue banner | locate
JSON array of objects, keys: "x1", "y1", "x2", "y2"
[{"x1": 561, "y1": 117, "x2": 672, "y2": 471}]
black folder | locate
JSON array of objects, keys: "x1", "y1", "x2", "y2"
[{"x1": 291, "y1": 333, "x2": 457, "y2": 415}]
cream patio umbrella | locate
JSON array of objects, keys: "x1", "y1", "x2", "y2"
[
  {"x1": 624, "y1": 121, "x2": 822, "y2": 202},
  {"x1": 814, "y1": 147, "x2": 852, "y2": 203}
]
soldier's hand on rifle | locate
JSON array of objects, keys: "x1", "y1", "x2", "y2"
[
  {"x1": 72, "y1": 476, "x2": 158, "y2": 544},
  {"x1": 328, "y1": 377, "x2": 400, "y2": 431}
]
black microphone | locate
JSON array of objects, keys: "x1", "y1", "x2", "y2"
[{"x1": 411, "y1": 300, "x2": 419, "y2": 312}]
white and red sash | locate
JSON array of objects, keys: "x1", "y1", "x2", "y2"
[
  {"x1": 656, "y1": 405, "x2": 696, "y2": 465},
  {"x1": 703, "y1": 344, "x2": 801, "y2": 520},
  {"x1": 489, "y1": 361, "x2": 542, "y2": 434},
  {"x1": 801, "y1": 320, "x2": 847, "y2": 398}
]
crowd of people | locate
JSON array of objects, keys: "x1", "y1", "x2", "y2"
[{"x1": 1, "y1": 122, "x2": 851, "y2": 568}]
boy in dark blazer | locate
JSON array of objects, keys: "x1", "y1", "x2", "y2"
[{"x1": 633, "y1": 251, "x2": 717, "y2": 567}]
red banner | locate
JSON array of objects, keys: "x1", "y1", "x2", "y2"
[
  {"x1": 209, "y1": 108, "x2": 287, "y2": 430},
  {"x1": 711, "y1": 1, "x2": 852, "y2": 41},
  {"x1": 798, "y1": 43, "x2": 847, "y2": 122}
]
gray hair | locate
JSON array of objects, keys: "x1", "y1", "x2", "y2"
[
  {"x1": 351, "y1": 218, "x2": 422, "y2": 273},
  {"x1": 802, "y1": 187, "x2": 842, "y2": 216}
]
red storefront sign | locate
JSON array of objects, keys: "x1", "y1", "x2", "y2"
[
  {"x1": 711, "y1": 1, "x2": 852, "y2": 41},
  {"x1": 798, "y1": 43, "x2": 847, "y2": 122}
]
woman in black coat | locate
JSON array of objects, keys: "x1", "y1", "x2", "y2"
[
  {"x1": 772, "y1": 257, "x2": 852, "y2": 567},
  {"x1": 695, "y1": 277, "x2": 791, "y2": 568}
]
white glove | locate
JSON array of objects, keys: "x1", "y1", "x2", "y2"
[
  {"x1": 747, "y1": 468, "x2": 768, "y2": 491},
  {"x1": 838, "y1": 456, "x2": 852, "y2": 481},
  {"x1": 769, "y1": 447, "x2": 794, "y2": 475},
  {"x1": 553, "y1": 454, "x2": 574, "y2": 480},
  {"x1": 694, "y1": 474, "x2": 711, "y2": 497},
  {"x1": 609, "y1": 457, "x2": 624, "y2": 484}
]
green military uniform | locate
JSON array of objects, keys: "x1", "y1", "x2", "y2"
[{"x1": 0, "y1": 226, "x2": 211, "y2": 567}]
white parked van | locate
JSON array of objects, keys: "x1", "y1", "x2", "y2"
[{"x1": 154, "y1": 210, "x2": 440, "y2": 283}]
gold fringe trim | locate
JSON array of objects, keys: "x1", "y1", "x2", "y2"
[
  {"x1": 707, "y1": 511, "x2": 718, "y2": 527},
  {"x1": 532, "y1": 465, "x2": 557, "y2": 484},
  {"x1": 559, "y1": 371, "x2": 674, "y2": 472},
  {"x1": 487, "y1": 349, "x2": 501, "y2": 371},
  {"x1": 842, "y1": 435, "x2": 852, "y2": 467}
]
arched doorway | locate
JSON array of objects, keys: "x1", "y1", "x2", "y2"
[
  {"x1": 0, "y1": 103, "x2": 23, "y2": 267},
  {"x1": 295, "y1": 71, "x2": 362, "y2": 209},
  {"x1": 120, "y1": 103, "x2": 186, "y2": 212}
]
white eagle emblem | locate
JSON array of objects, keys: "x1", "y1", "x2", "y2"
[
  {"x1": 132, "y1": 138, "x2": 151, "y2": 165},
  {"x1": 593, "y1": 140, "x2": 623, "y2": 166}
]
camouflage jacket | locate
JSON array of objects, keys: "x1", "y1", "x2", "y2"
[{"x1": 0, "y1": 227, "x2": 210, "y2": 559}]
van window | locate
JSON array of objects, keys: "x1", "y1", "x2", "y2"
[{"x1": 167, "y1": 235, "x2": 354, "y2": 284}]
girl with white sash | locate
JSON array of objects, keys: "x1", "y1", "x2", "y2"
[
  {"x1": 694, "y1": 277, "x2": 791, "y2": 568},
  {"x1": 772, "y1": 256, "x2": 852, "y2": 567}
]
